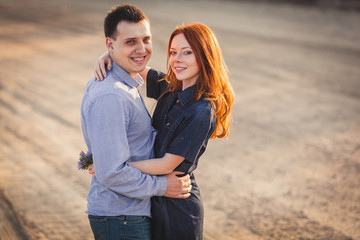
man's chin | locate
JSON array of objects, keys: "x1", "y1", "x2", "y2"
[
  {"x1": 127, "y1": 66, "x2": 147, "y2": 77},
  {"x1": 134, "y1": 65, "x2": 147, "y2": 72}
]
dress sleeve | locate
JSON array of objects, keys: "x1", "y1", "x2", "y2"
[
  {"x1": 166, "y1": 102, "x2": 215, "y2": 163},
  {"x1": 146, "y1": 68, "x2": 168, "y2": 100}
]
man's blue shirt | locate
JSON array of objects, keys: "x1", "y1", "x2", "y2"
[{"x1": 81, "y1": 63, "x2": 167, "y2": 217}]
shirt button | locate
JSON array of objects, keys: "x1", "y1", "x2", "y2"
[
  {"x1": 176, "y1": 99, "x2": 179, "y2": 103},
  {"x1": 166, "y1": 122, "x2": 170, "y2": 126},
  {"x1": 124, "y1": 222, "x2": 127, "y2": 225}
]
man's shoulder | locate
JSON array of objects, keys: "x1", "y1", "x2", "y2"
[{"x1": 87, "y1": 74, "x2": 129, "y2": 100}]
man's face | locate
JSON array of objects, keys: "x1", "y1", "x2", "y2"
[{"x1": 107, "y1": 20, "x2": 152, "y2": 77}]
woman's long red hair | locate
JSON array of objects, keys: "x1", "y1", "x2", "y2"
[{"x1": 164, "y1": 23, "x2": 234, "y2": 139}]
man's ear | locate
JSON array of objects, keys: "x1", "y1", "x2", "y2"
[{"x1": 106, "y1": 37, "x2": 114, "y2": 51}]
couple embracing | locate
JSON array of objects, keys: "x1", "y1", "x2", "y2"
[{"x1": 80, "y1": 4, "x2": 234, "y2": 240}]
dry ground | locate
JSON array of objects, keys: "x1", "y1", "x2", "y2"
[{"x1": 0, "y1": 0, "x2": 359, "y2": 239}]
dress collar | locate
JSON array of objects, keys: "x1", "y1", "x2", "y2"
[{"x1": 177, "y1": 85, "x2": 196, "y2": 106}]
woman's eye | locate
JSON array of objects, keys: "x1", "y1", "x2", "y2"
[
  {"x1": 170, "y1": 51, "x2": 176, "y2": 55},
  {"x1": 184, "y1": 51, "x2": 192, "y2": 55}
]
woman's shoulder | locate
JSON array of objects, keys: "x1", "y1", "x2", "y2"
[
  {"x1": 192, "y1": 97, "x2": 212, "y2": 109},
  {"x1": 186, "y1": 99, "x2": 213, "y2": 119}
]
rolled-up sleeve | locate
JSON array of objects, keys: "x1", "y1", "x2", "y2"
[
  {"x1": 85, "y1": 94, "x2": 167, "y2": 199},
  {"x1": 167, "y1": 103, "x2": 214, "y2": 163}
]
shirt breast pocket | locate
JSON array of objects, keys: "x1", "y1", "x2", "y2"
[{"x1": 164, "y1": 115, "x2": 179, "y2": 133}]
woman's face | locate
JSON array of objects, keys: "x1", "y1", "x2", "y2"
[{"x1": 169, "y1": 33, "x2": 200, "y2": 90}]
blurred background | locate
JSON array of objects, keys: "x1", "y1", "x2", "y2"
[{"x1": 0, "y1": 0, "x2": 359, "y2": 239}]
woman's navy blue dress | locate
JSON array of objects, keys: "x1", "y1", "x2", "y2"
[{"x1": 146, "y1": 69, "x2": 216, "y2": 240}]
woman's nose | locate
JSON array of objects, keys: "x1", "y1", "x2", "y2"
[{"x1": 174, "y1": 53, "x2": 182, "y2": 62}]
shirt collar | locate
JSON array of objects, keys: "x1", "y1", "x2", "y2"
[
  {"x1": 177, "y1": 85, "x2": 196, "y2": 106},
  {"x1": 111, "y1": 62, "x2": 143, "y2": 89}
]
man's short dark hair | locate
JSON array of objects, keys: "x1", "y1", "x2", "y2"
[{"x1": 104, "y1": 4, "x2": 149, "y2": 39}]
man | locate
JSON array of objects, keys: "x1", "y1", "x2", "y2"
[{"x1": 80, "y1": 5, "x2": 191, "y2": 240}]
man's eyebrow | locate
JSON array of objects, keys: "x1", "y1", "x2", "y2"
[
  {"x1": 123, "y1": 35, "x2": 151, "y2": 41},
  {"x1": 123, "y1": 37, "x2": 137, "y2": 41}
]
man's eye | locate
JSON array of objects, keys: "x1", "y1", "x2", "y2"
[
  {"x1": 143, "y1": 37, "x2": 151, "y2": 43},
  {"x1": 126, "y1": 40, "x2": 135, "y2": 44}
]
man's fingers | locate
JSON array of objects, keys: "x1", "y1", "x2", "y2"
[
  {"x1": 173, "y1": 171, "x2": 190, "y2": 180},
  {"x1": 181, "y1": 176, "x2": 191, "y2": 187},
  {"x1": 178, "y1": 193, "x2": 191, "y2": 199},
  {"x1": 172, "y1": 171, "x2": 185, "y2": 176},
  {"x1": 164, "y1": 171, "x2": 192, "y2": 199},
  {"x1": 183, "y1": 185, "x2": 192, "y2": 193},
  {"x1": 182, "y1": 179, "x2": 191, "y2": 188},
  {"x1": 182, "y1": 175, "x2": 190, "y2": 181},
  {"x1": 171, "y1": 171, "x2": 191, "y2": 189}
]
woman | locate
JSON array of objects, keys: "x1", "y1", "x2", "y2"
[{"x1": 91, "y1": 22, "x2": 234, "y2": 240}]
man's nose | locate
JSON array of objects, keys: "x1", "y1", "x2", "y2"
[{"x1": 136, "y1": 42, "x2": 146, "y2": 54}]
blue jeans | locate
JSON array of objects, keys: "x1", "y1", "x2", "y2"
[{"x1": 88, "y1": 215, "x2": 151, "y2": 240}]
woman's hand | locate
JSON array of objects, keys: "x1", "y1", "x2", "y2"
[
  {"x1": 94, "y1": 51, "x2": 112, "y2": 81},
  {"x1": 88, "y1": 164, "x2": 96, "y2": 177}
]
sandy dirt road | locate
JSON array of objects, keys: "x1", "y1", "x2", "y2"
[{"x1": 0, "y1": 0, "x2": 359, "y2": 239}]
